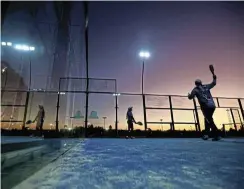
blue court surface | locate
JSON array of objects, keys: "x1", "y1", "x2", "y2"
[{"x1": 14, "y1": 138, "x2": 244, "y2": 189}]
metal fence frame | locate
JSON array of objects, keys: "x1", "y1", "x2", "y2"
[
  {"x1": 1, "y1": 90, "x2": 27, "y2": 128},
  {"x1": 1, "y1": 87, "x2": 244, "y2": 135},
  {"x1": 143, "y1": 94, "x2": 200, "y2": 132},
  {"x1": 55, "y1": 77, "x2": 118, "y2": 137}
]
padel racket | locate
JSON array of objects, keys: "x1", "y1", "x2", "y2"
[
  {"x1": 26, "y1": 120, "x2": 33, "y2": 124},
  {"x1": 136, "y1": 121, "x2": 143, "y2": 126},
  {"x1": 209, "y1": 65, "x2": 215, "y2": 76}
]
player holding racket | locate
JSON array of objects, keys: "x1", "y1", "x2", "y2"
[
  {"x1": 188, "y1": 65, "x2": 221, "y2": 141},
  {"x1": 126, "y1": 107, "x2": 137, "y2": 139}
]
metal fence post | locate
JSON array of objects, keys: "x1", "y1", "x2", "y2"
[
  {"x1": 55, "y1": 78, "x2": 61, "y2": 132},
  {"x1": 22, "y1": 91, "x2": 30, "y2": 130},
  {"x1": 230, "y1": 108, "x2": 237, "y2": 131},
  {"x1": 238, "y1": 99, "x2": 244, "y2": 122},
  {"x1": 142, "y1": 94, "x2": 147, "y2": 131},
  {"x1": 55, "y1": 94, "x2": 60, "y2": 132},
  {"x1": 216, "y1": 97, "x2": 220, "y2": 107},
  {"x1": 84, "y1": 87, "x2": 89, "y2": 138},
  {"x1": 115, "y1": 95, "x2": 118, "y2": 136},
  {"x1": 193, "y1": 110, "x2": 198, "y2": 131},
  {"x1": 193, "y1": 98, "x2": 201, "y2": 132},
  {"x1": 169, "y1": 96, "x2": 175, "y2": 131}
]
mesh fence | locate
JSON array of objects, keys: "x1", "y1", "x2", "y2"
[
  {"x1": 1, "y1": 91, "x2": 26, "y2": 129},
  {"x1": 89, "y1": 79, "x2": 116, "y2": 93},
  {"x1": 218, "y1": 98, "x2": 239, "y2": 108},
  {"x1": 59, "y1": 78, "x2": 116, "y2": 93},
  {"x1": 145, "y1": 95, "x2": 169, "y2": 108},
  {"x1": 171, "y1": 96, "x2": 194, "y2": 109}
]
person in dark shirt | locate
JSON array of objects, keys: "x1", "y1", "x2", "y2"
[
  {"x1": 188, "y1": 74, "x2": 221, "y2": 141},
  {"x1": 126, "y1": 107, "x2": 137, "y2": 139},
  {"x1": 33, "y1": 105, "x2": 45, "y2": 137}
]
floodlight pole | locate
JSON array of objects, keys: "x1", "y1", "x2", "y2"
[
  {"x1": 84, "y1": 1, "x2": 89, "y2": 138},
  {"x1": 142, "y1": 60, "x2": 147, "y2": 131}
]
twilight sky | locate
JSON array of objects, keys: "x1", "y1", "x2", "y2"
[{"x1": 2, "y1": 2, "x2": 244, "y2": 130}]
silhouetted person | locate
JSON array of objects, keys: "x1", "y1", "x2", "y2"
[
  {"x1": 126, "y1": 107, "x2": 137, "y2": 139},
  {"x1": 188, "y1": 75, "x2": 221, "y2": 141},
  {"x1": 109, "y1": 125, "x2": 112, "y2": 130},
  {"x1": 33, "y1": 105, "x2": 45, "y2": 138}
]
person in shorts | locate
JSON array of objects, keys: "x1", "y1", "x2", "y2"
[{"x1": 188, "y1": 74, "x2": 221, "y2": 141}]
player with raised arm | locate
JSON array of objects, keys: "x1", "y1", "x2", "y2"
[{"x1": 188, "y1": 65, "x2": 221, "y2": 141}]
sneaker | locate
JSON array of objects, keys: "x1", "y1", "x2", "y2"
[
  {"x1": 212, "y1": 136, "x2": 221, "y2": 141},
  {"x1": 202, "y1": 135, "x2": 209, "y2": 140}
]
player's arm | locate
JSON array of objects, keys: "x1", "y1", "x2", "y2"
[
  {"x1": 188, "y1": 88, "x2": 196, "y2": 100},
  {"x1": 206, "y1": 75, "x2": 217, "y2": 89},
  {"x1": 33, "y1": 110, "x2": 40, "y2": 122},
  {"x1": 33, "y1": 114, "x2": 38, "y2": 122}
]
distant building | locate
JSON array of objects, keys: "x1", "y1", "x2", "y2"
[{"x1": 1, "y1": 61, "x2": 27, "y2": 129}]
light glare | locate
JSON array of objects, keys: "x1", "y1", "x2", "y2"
[
  {"x1": 113, "y1": 93, "x2": 120, "y2": 96},
  {"x1": 14, "y1": 44, "x2": 35, "y2": 51},
  {"x1": 144, "y1": 52, "x2": 150, "y2": 58},
  {"x1": 15, "y1": 44, "x2": 22, "y2": 50},
  {"x1": 1, "y1": 42, "x2": 6, "y2": 46},
  {"x1": 7, "y1": 42, "x2": 12, "y2": 46},
  {"x1": 22, "y1": 45, "x2": 30, "y2": 51},
  {"x1": 2, "y1": 67, "x2": 7, "y2": 73},
  {"x1": 139, "y1": 51, "x2": 150, "y2": 59},
  {"x1": 139, "y1": 52, "x2": 144, "y2": 57}
]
